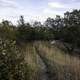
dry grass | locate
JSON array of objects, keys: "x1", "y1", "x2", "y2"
[
  {"x1": 19, "y1": 43, "x2": 37, "y2": 80},
  {"x1": 23, "y1": 42, "x2": 50, "y2": 80},
  {"x1": 20, "y1": 41, "x2": 80, "y2": 80},
  {"x1": 36, "y1": 41, "x2": 80, "y2": 80}
]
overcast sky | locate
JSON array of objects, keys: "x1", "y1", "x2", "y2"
[{"x1": 0, "y1": 0, "x2": 80, "y2": 24}]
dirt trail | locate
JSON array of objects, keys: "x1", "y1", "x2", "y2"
[{"x1": 35, "y1": 47, "x2": 50, "y2": 80}]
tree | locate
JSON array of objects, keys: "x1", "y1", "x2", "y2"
[
  {"x1": 44, "y1": 17, "x2": 55, "y2": 28},
  {"x1": 18, "y1": 16, "x2": 25, "y2": 26},
  {"x1": 17, "y1": 16, "x2": 34, "y2": 43},
  {"x1": 59, "y1": 10, "x2": 80, "y2": 53},
  {"x1": 0, "y1": 20, "x2": 16, "y2": 40}
]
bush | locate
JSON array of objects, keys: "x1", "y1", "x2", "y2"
[{"x1": 0, "y1": 38, "x2": 29, "y2": 80}]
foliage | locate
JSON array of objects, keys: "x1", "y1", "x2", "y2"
[
  {"x1": 0, "y1": 9, "x2": 80, "y2": 53},
  {"x1": 0, "y1": 9, "x2": 80, "y2": 80},
  {"x1": 0, "y1": 39, "x2": 29, "y2": 80}
]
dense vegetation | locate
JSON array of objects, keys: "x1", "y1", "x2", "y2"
[
  {"x1": 0, "y1": 9, "x2": 80, "y2": 80},
  {"x1": 0, "y1": 10, "x2": 80, "y2": 52}
]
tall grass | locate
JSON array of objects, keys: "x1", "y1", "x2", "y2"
[
  {"x1": 35, "y1": 41, "x2": 80, "y2": 80},
  {"x1": 23, "y1": 42, "x2": 50, "y2": 80}
]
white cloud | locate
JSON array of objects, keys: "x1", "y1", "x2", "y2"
[
  {"x1": 43, "y1": 8, "x2": 53, "y2": 14},
  {"x1": 43, "y1": 8, "x2": 64, "y2": 18},
  {"x1": 0, "y1": 0, "x2": 80, "y2": 24},
  {"x1": 0, "y1": 0, "x2": 18, "y2": 8},
  {"x1": 48, "y1": 2, "x2": 64, "y2": 8},
  {"x1": 48, "y1": 0, "x2": 80, "y2": 10},
  {"x1": 45, "y1": 0, "x2": 80, "y2": 18}
]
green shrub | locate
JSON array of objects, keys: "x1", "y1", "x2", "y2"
[{"x1": 0, "y1": 39, "x2": 29, "y2": 80}]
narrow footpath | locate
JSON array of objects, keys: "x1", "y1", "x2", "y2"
[{"x1": 35, "y1": 47, "x2": 50, "y2": 80}]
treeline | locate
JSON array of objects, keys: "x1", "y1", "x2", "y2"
[{"x1": 0, "y1": 9, "x2": 80, "y2": 52}]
